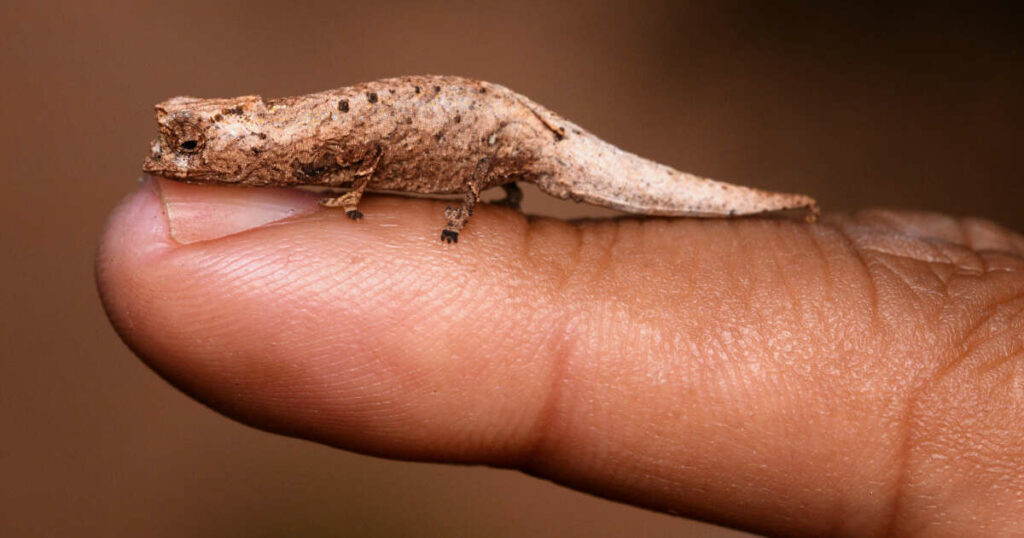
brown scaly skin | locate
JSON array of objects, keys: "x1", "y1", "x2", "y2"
[{"x1": 143, "y1": 75, "x2": 819, "y2": 242}]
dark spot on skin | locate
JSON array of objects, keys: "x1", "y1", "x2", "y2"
[
  {"x1": 214, "y1": 113, "x2": 223, "y2": 122},
  {"x1": 414, "y1": 85, "x2": 421, "y2": 94},
  {"x1": 252, "y1": 148, "x2": 261, "y2": 155},
  {"x1": 573, "y1": 128, "x2": 582, "y2": 135},
  {"x1": 434, "y1": 85, "x2": 441, "y2": 93},
  {"x1": 729, "y1": 209, "x2": 736, "y2": 217},
  {"x1": 454, "y1": 114, "x2": 462, "y2": 123},
  {"x1": 388, "y1": 88, "x2": 395, "y2": 94},
  {"x1": 222, "y1": 106, "x2": 243, "y2": 115},
  {"x1": 478, "y1": 87, "x2": 487, "y2": 94},
  {"x1": 366, "y1": 92, "x2": 378, "y2": 104},
  {"x1": 435, "y1": 132, "x2": 445, "y2": 142},
  {"x1": 257, "y1": 132, "x2": 267, "y2": 139},
  {"x1": 338, "y1": 99, "x2": 349, "y2": 112}
]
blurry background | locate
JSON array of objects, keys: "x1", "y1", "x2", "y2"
[{"x1": 2, "y1": 2, "x2": 1021, "y2": 536}]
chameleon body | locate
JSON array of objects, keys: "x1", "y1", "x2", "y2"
[{"x1": 143, "y1": 75, "x2": 819, "y2": 242}]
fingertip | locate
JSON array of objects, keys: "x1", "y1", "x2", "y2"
[
  {"x1": 96, "y1": 178, "x2": 177, "y2": 333},
  {"x1": 94, "y1": 176, "x2": 570, "y2": 463},
  {"x1": 98, "y1": 177, "x2": 173, "y2": 265}
]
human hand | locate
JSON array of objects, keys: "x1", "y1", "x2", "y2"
[{"x1": 97, "y1": 177, "x2": 1024, "y2": 536}]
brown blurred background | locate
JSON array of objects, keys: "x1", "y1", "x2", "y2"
[{"x1": 2, "y1": 2, "x2": 1021, "y2": 536}]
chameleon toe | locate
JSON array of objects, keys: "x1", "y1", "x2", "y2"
[
  {"x1": 440, "y1": 230, "x2": 459, "y2": 244},
  {"x1": 346, "y1": 210, "x2": 364, "y2": 220}
]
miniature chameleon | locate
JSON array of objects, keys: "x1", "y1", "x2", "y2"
[{"x1": 143, "y1": 75, "x2": 819, "y2": 243}]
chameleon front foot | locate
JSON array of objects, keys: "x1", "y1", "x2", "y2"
[
  {"x1": 440, "y1": 230, "x2": 459, "y2": 243},
  {"x1": 320, "y1": 191, "x2": 365, "y2": 219}
]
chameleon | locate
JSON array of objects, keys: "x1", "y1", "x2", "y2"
[{"x1": 143, "y1": 75, "x2": 819, "y2": 243}]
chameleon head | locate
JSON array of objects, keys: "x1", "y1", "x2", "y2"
[{"x1": 143, "y1": 95, "x2": 269, "y2": 183}]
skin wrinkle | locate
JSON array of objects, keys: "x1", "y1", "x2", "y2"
[
  {"x1": 543, "y1": 222, "x2": 584, "y2": 298},
  {"x1": 278, "y1": 243, "x2": 365, "y2": 305},
  {"x1": 955, "y1": 296, "x2": 1024, "y2": 377},
  {"x1": 906, "y1": 393, "x2": 1024, "y2": 531},
  {"x1": 712, "y1": 211, "x2": 1007, "y2": 532},
  {"x1": 729, "y1": 224, "x2": 763, "y2": 342},
  {"x1": 199, "y1": 244, "x2": 290, "y2": 289},
  {"x1": 764, "y1": 226, "x2": 805, "y2": 330},
  {"x1": 920, "y1": 271, "x2": 1024, "y2": 384},
  {"x1": 919, "y1": 250, "x2": 961, "y2": 296},
  {"x1": 828, "y1": 221, "x2": 968, "y2": 535},
  {"x1": 955, "y1": 217, "x2": 1019, "y2": 254},
  {"x1": 958, "y1": 292, "x2": 1022, "y2": 353},
  {"x1": 858, "y1": 211, "x2": 1024, "y2": 265},
  {"x1": 808, "y1": 223, "x2": 837, "y2": 303},
  {"x1": 227, "y1": 269, "x2": 391, "y2": 386},
  {"x1": 565, "y1": 222, "x2": 584, "y2": 292},
  {"x1": 596, "y1": 219, "x2": 621, "y2": 279},
  {"x1": 937, "y1": 240, "x2": 995, "y2": 276},
  {"x1": 836, "y1": 224, "x2": 883, "y2": 335},
  {"x1": 881, "y1": 363, "x2": 926, "y2": 537},
  {"x1": 862, "y1": 251, "x2": 1024, "y2": 534},
  {"x1": 974, "y1": 340, "x2": 1024, "y2": 381},
  {"x1": 516, "y1": 311, "x2": 579, "y2": 471},
  {"x1": 863, "y1": 211, "x2": 964, "y2": 246},
  {"x1": 975, "y1": 252, "x2": 1024, "y2": 274},
  {"x1": 672, "y1": 222, "x2": 702, "y2": 303},
  {"x1": 870, "y1": 253, "x2": 948, "y2": 311},
  {"x1": 974, "y1": 313, "x2": 1024, "y2": 378},
  {"x1": 519, "y1": 213, "x2": 536, "y2": 261},
  {"x1": 857, "y1": 241, "x2": 953, "y2": 273}
]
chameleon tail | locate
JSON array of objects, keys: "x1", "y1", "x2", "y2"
[{"x1": 534, "y1": 124, "x2": 818, "y2": 219}]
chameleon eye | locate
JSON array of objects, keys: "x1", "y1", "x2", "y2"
[{"x1": 163, "y1": 116, "x2": 206, "y2": 155}]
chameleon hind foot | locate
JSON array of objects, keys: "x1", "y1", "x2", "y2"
[
  {"x1": 489, "y1": 182, "x2": 523, "y2": 211},
  {"x1": 442, "y1": 205, "x2": 469, "y2": 244},
  {"x1": 440, "y1": 160, "x2": 488, "y2": 244}
]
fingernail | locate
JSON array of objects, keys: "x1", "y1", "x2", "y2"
[{"x1": 153, "y1": 176, "x2": 320, "y2": 244}]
